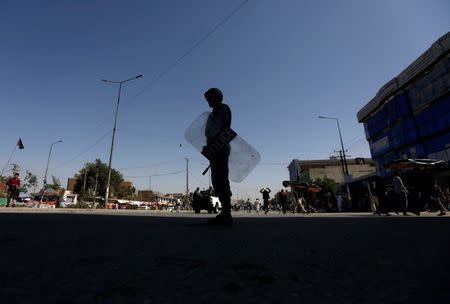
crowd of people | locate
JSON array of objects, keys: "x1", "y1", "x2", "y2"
[
  {"x1": 372, "y1": 170, "x2": 448, "y2": 216},
  {"x1": 228, "y1": 171, "x2": 450, "y2": 216},
  {"x1": 232, "y1": 188, "x2": 348, "y2": 214}
]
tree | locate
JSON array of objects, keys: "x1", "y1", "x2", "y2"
[
  {"x1": 45, "y1": 175, "x2": 61, "y2": 191},
  {"x1": 313, "y1": 177, "x2": 337, "y2": 194},
  {"x1": 117, "y1": 186, "x2": 136, "y2": 199},
  {"x1": 17, "y1": 170, "x2": 38, "y2": 193},
  {"x1": 24, "y1": 171, "x2": 38, "y2": 193},
  {"x1": 74, "y1": 159, "x2": 124, "y2": 200}
]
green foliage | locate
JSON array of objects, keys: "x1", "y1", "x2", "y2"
[
  {"x1": 313, "y1": 177, "x2": 337, "y2": 194},
  {"x1": 45, "y1": 175, "x2": 61, "y2": 191},
  {"x1": 117, "y1": 186, "x2": 136, "y2": 199},
  {"x1": 299, "y1": 171, "x2": 312, "y2": 183},
  {"x1": 65, "y1": 201, "x2": 92, "y2": 209},
  {"x1": 24, "y1": 170, "x2": 38, "y2": 193},
  {"x1": 74, "y1": 159, "x2": 124, "y2": 199},
  {"x1": 14, "y1": 170, "x2": 39, "y2": 193}
]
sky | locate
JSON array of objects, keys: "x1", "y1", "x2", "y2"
[{"x1": 1, "y1": 0, "x2": 450, "y2": 199}]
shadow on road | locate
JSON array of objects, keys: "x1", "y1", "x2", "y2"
[{"x1": 0, "y1": 212, "x2": 449, "y2": 304}]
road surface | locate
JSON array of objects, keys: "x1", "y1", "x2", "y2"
[{"x1": 0, "y1": 209, "x2": 449, "y2": 303}]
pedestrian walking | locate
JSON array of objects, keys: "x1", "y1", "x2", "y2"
[
  {"x1": 277, "y1": 190, "x2": 288, "y2": 214},
  {"x1": 260, "y1": 187, "x2": 271, "y2": 214},
  {"x1": 246, "y1": 198, "x2": 252, "y2": 213},
  {"x1": 6, "y1": 172, "x2": 20, "y2": 207},
  {"x1": 373, "y1": 176, "x2": 390, "y2": 215},
  {"x1": 297, "y1": 195, "x2": 307, "y2": 213},
  {"x1": 428, "y1": 177, "x2": 447, "y2": 216},
  {"x1": 287, "y1": 190, "x2": 297, "y2": 213},
  {"x1": 392, "y1": 171, "x2": 409, "y2": 216},
  {"x1": 255, "y1": 198, "x2": 261, "y2": 213}
]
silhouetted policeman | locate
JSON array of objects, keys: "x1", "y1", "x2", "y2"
[{"x1": 203, "y1": 88, "x2": 233, "y2": 226}]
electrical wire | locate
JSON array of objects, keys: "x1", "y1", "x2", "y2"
[
  {"x1": 125, "y1": 170, "x2": 183, "y2": 179},
  {"x1": 118, "y1": 158, "x2": 184, "y2": 171},
  {"x1": 51, "y1": 130, "x2": 112, "y2": 170},
  {"x1": 126, "y1": 0, "x2": 251, "y2": 105},
  {"x1": 49, "y1": 0, "x2": 251, "y2": 170}
]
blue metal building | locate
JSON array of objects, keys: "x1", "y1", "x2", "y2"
[{"x1": 358, "y1": 32, "x2": 450, "y2": 177}]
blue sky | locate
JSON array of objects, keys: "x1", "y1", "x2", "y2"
[{"x1": 1, "y1": 0, "x2": 450, "y2": 199}]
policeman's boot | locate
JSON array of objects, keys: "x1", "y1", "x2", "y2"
[{"x1": 208, "y1": 201, "x2": 232, "y2": 226}]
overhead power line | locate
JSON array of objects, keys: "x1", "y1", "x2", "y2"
[
  {"x1": 118, "y1": 158, "x2": 184, "y2": 171},
  {"x1": 125, "y1": 171, "x2": 183, "y2": 179},
  {"x1": 126, "y1": 0, "x2": 251, "y2": 105},
  {"x1": 51, "y1": 0, "x2": 251, "y2": 170},
  {"x1": 51, "y1": 130, "x2": 112, "y2": 170}
]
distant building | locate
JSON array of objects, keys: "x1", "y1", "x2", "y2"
[
  {"x1": 164, "y1": 193, "x2": 185, "y2": 199},
  {"x1": 137, "y1": 190, "x2": 154, "y2": 202},
  {"x1": 357, "y1": 32, "x2": 450, "y2": 177},
  {"x1": 288, "y1": 158, "x2": 376, "y2": 184},
  {"x1": 121, "y1": 181, "x2": 133, "y2": 189},
  {"x1": 62, "y1": 190, "x2": 78, "y2": 205},
  {"x1": 67, "y1": 178, "x2": 77, "y2": 192}
]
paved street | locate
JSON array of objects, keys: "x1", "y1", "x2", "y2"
[{"x1": 1, "y1": 209, "x2": 449, "y2": 303}]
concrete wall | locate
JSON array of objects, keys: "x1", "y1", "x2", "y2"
[{"x1": 306, "y1": 164, "x2": 375, "y2": 184}]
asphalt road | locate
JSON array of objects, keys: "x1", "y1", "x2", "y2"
[{"x1": 0, "y1": 209, "x2": 449, "y2": 304}]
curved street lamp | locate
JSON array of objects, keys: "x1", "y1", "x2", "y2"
[
  {"x1": 318, "y1": 116, "x2": 351, "y2": 201},
  {"x1": 41, "y1": 139, "x2": 63, "y2": 202},
  {"x1": 102, "y1": 75, "x2": 144, "y2": 206},
  {"x1": 318, "y1": 116, "x2": 348, "y2": 175}
]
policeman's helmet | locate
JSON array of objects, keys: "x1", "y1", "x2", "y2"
[{"x1": 204, "y1": 88, "x2": 223, "y2": 103}]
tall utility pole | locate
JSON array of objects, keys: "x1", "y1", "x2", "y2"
[
  {"x1": 40, "y1": 140, "x2": 63, "y2": 203},
  {"x1": 318, "y1": 116, "x2": 349, "y2": 175},
  {"x1": 335, "y1": 150, "x2": 346, "y2": 180},
  {"x1": 82, "y1": 170, "x2": 87, "y2": 201},
  {"x1": 185, "y1": 158, "x2": 189, "y2": 207},
  {"x1": 102, "y1": 74, "x2": 143, "y2": 207},
  {"x1": 93, "y1": 166, "x2": 99, "y2": 208},
  {"x1": 318, "y1": 116, "x2": 351, "y2": 201}
]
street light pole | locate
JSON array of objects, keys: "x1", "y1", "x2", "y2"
[
  {"x1": 102, "y1": 74, "x2": 143, "y2": 207},
  {"x1": 149, "y1": 174, "x2": 159, "y2": 192},
  {"x1": 185, "y1": 158, "x2": 189, "y2": 208},
  {"x1": 318, "y1": 116, "x2": 351, "y2": 201},
  {"x1": 335, "y1": 118, "x2": 349, "y2": 175},
  {"x1": 318, "y1": 116, "x2": 349, "y2": 174},
  {"x1": 41, "y1": 140, "x2": 63, "y2": 202}
]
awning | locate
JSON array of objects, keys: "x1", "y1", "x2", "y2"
[
  {"x1": 384, "y1": 158, "x2": 448, "y2": 170},
  {"x1": 282, "y1": 180, "x2": 322, "y2": 193}
]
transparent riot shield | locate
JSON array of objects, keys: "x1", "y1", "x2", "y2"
[{"x1": 185, "y1": 112, "x2": 261, "y2": 183}]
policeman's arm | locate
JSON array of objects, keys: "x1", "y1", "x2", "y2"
[{"x1": 215, "y1": 105, "x2": 232, "y2": 132}]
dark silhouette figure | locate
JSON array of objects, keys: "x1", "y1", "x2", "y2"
[
  {"x1": 408, "y1": 168, "x2": 427, "y2": 216},
  {"x1": 427, "y1": 177, "x2": 447, "y2": 216},
  {"x1": 277, "y1": 189, "x2": 288, "y2": 214},
  {"x1": 6, "y1": 172, "x2": 20, "y2": 207},
  {"x1": 373, "y1": 176, "x2": 389, "y2": 215},
  {"x1": 260, "y1": 187, "x2": 271, "y2": 214},
  {"x1": 246, "y1": 198, "x2": 252, "y2": 213},
  {"x1": 392, "y1": 171, "x2": 409, "y2": 215},
  {"x1": 193, "y1": 187, "x2": 201, "y2": 203},
  {"x1": 203, "y1": 88, "x2": 233, "y2": 226}
]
